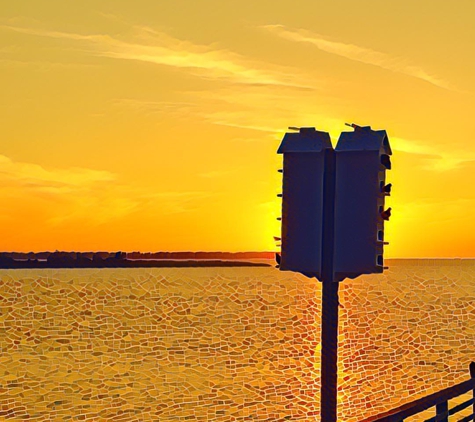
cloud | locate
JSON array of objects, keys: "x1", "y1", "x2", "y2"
[
  {"x1": 111, "y1": 84, "x2": 339, "y2": 137},
  {"x1": 0, "y1": 154, "x2": 211, "y2": 226},
  {"x1": 228, "y1": 136, "x2": 274, "y2": 143},
  {"x1": 390, "y1": 136, "x2": 475, "y2": 171},
  {"x1": 0, "y1": 154, "x2": 115, "y2": 193},
  {"x1": 46, "y1": 189, "x2": 211, "y2": 226},
  {"x1": 422, "y1": 156, "x2": 474, "y2": 172},
  {"x1": 0, "y1": 58, "x2": 98, "y2": 70},
  {"x1": 180, "y1": 85, "x2": 342, "y2": 137},
  {"x1": 396, "y1": 197, "x2": 475, "y2": 227},
  {"x1": 208, "y1": 113, "x2": 281, "y2": 133},
  {"x1": 262, "y1": 25, "x2": 452, "y2": 90},
  {"x1": 390, "y1": 136, "x2": 434, "y2": 156},
  {"x1": 146, "y1": 191, "x2": 212, "y2": 214},
  {"x1": 0, "y1": 23, "x2": 313, "y2": 89},
  {"x1": 111, "y1": 99, "x2": 200, "y2": 118}
]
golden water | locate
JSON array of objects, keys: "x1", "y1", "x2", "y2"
[{"x1": 0, "y1": 260, "x2": 474, "y2": 421}]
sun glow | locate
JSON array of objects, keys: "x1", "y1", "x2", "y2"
[{"x1": 0, "y1": 1, "x2": 474, "y2": 256}]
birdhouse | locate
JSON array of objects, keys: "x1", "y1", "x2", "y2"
[
  {"x1": 333, "y1": 125, "x2": 392, "y2": 281},
  {"x1": 277, "y1": 127, "x2": 332, "y2": 279}
]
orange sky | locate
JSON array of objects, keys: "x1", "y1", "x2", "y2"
[{"x1": 1, "y1": 0, "x2": 475, "y2": 257}]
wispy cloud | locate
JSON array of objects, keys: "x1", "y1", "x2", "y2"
[
  {"x1": 111, "y1": 99, "x2": 200, "y2": 118},
  {"x1": 0, "y1": 154, "x2": 115, "y2": 193},
  {"x1": 181, "y1": 85, "x2": 343, "y2": 137},
  {"x1": 396, "y1": 197, "x2": 475, "y2": 227},
  {"x1": 143, "y1": 190, "x2": 212, "y2": 215},
  {"x1": 0, "y1": 154, "x2": 211, "y2": 225},
  {"x1": 0, "y1": 58, "x2": 98, "y2": 70},
  {"x1": 390, "y1": 136, "x2": 475, "y2": 171},
  {"x1": 0, "y1": 23, "x2": 313, "y2": 89},
  {"x1": 262, "y1": 24, "x2": 452, "y2": 90},
  {"x1": 208, "y1": 113, "x2": 280, "y2": 133}
]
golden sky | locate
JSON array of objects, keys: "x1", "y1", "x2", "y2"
[{"x1": 1, "y1": 0, "x2": 474, "y2": 257}]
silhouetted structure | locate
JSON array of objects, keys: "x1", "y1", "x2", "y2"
[
  {"x1": 360, "y1": 363, "x2": 475, "y2": 422},
  {"x1": 277, "y1": 124, "x2": 392, "y2": 422},
  {"x1": 333, "y1": 125, "x2": 392, "y2": 280},
  {"x1": 0, "y1": 251, "x2": 273, "y2": 268},
  {"x1": 276, "y1": 127, "x2": 332, "y2": 280},
  {"x1": 277, "y1": 125, "x2": 392, "y2": 281}
]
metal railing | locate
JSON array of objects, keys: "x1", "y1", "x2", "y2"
[{"x1": 359, "y1": 362, "x2": 475, "y2": 422}]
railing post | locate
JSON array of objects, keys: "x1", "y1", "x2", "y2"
[
  {"x1": 436, "y1": 401, "x2": 448, "y2": 422},
  {"x1": 470, "y1": 362, "x2": 475, "y2": 420}
]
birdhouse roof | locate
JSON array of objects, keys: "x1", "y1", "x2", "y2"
[
  {"x1": 277, "y1": 127, "x2": 332, "y2": 153},
  {"x1": 336, "y1": 126, "x2": 392, "y2": 154}
]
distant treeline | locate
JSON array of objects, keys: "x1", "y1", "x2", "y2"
[
  {"x1": 126, "y1": 251, "x2": 275, "y2": 260},
  {"x1": 0, "y1": 251, "x2": 274, "y2": 260},
  {"x1": 0, "y1": 251, "x2": 274, "y2": 269}
]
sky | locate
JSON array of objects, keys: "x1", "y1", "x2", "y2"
[{"x1": 0, "y1": 0, "x2": 474, "y2": 257}]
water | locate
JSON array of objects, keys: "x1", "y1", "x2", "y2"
[{"x1": 0, "y1": 260, "x2": 474, "y2": 421}]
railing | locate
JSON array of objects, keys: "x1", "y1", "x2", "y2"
[{"x1": 359, "y1": 362, "x2": 475, "y2": 422}]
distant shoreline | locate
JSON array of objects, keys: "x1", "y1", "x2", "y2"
[
  {"x1": 0, "y1": 253, "x2": 473, "y2": 270},
  {"x1": 0, "y1": 251, "x2": 276, "y2": 269},
  {"x1": 0, "y1": 259, "x2": 273, "y2": 269}
]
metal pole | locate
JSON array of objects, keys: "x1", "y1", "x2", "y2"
[
  {"x1": 321, "y1": 280, "x2": 339, "y2": 422},
  {"x1": 470, "y1": 362, "x2": 475, "y2": 419},
  {"x1": 320, "y1": 147, "x2": 339, "y2": 422},
  {"x1": 435, "y1": 401, "x2": 448, "y2": 422}
]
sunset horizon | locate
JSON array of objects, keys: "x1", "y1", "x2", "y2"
[
  {"x1": 2, "y1": 1, "x2": 475, "y2": 258},
  {"x1": 1, "y1": 250, "x2": 475, "y2": 260}
]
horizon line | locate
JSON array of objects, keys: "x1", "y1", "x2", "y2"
[{"x1": 1, "y1": 251, "x2": 475, "y2": 260}]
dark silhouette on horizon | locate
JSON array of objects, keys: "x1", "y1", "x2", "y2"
[{"x1": 0, "y1": 251, "x2": 274, "y2": 269}]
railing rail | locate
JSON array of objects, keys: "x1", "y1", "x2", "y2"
[{"x1": 359, "y1": 362, "x2": 475, "y2": 422}]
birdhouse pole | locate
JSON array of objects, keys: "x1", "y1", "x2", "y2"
[
  {"x1": 321, "y1": 281, "x2": 340, "y2": 422},
  {"x1": 320, "y1": 147, "x2": 339, "y2": 422},
  {"x1": 276, "y1": 124, "x2": 392, "y2": 422}
]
